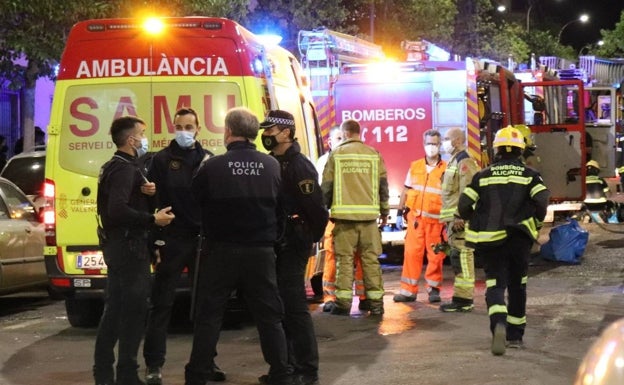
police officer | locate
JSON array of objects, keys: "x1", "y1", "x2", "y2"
[
  {"x1": 260, "y1": 110, "x2": 328, "y2": 385},
  {"x1": 185, "y1": 107, "x2": 294, "y2": 385},
  {"x1": 458, "y1": 126, "x2": 549, "y2": 356},
  {"x1": 143, "y1": 108, "x2": 213, "y2": 385},
  {"x1": 94, "y1": 116, "x2": 174, "y2": 385}
]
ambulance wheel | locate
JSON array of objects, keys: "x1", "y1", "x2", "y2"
[
  {"x1": 65, "y1": 298, "x2": 103, "y2": 328},
  {"x1": 310, "y1": 273, "x2": 323, "y2": 298}
]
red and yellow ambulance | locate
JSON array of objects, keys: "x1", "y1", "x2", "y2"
[{"x1": 44, "y1": 17, "x2": 322, "y2": 326}]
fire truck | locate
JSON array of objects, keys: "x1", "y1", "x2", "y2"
[
  {"x1": 538, "y1": 55, "x2": 624, "y2": 180},
  {"x1": 300, "y1": 33, "x2": 587, "y2": 237}
]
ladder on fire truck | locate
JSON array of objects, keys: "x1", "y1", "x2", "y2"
[{"x1": 298, "y1": 28, "x2": 384, "y2": 140}]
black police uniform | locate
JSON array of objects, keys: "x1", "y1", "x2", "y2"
[
  {"x1": 94, "y1": 151, "x2": 155, "y2": 385},
  {"x1": 272, "y1": 141, "x2": 327, "y2": 382},
  {"x1": 185, "y1": 140, "x2": 292, "y2": 385},
  {"x1": 458, "y1": 157, "x2": 549, "y2": 343},
  {"x1": 143, "y1": 140, "x2": 212, "y2": 371}
]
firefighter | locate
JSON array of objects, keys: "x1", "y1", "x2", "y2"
[
  {"x1": 458, "y1": 125, "x2": 549, "y2": 356},
  {"x1": 393, "y1": 129, "x2": 447, "y2": 303},
  {"x1": 514, "y1": 124, "x2": 539, "y2": 169},
  {"x1": 584, "y1": 160, "x2": 613, "y2": 222},
  {"x1": 321, "y1": 119, "x2": 389, "y2": 316},
  {"x1": 438, "y1": 127, "x2": 480, "y2": 313},
  {"x1": 315, "y1": 127, "x2": 367, "y2": 312},
  {"x1": 259, "y1": 109, "x2": 328, "y2": 385}
]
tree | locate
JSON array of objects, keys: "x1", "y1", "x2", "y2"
[
  {"x1": 372, "y1": 0, "x2": 456, "y2": 59},
  {"x1": 0, "y1": 0, "x2": 250, "y2": 153},
  {"x1": 0, "y1": 1, "x2": 115, "y2": 153},
  {"x1": 245, "y1": 0, "x2": 360, "y2": 54},
  {"x1": 596, "y1": 10, "x2": 624, "y2": 57}
]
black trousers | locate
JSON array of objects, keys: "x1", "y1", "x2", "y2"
[
  {"x1": 276, "y1": 238, "x2": 319, "y2": 377},
  {"x1": 185, "y1": 243, "x2": 291, "y2": 385},
  {"x1": 480, "y1": 230, "x2": 533, "y2": 341},
  {"x1": 93, "y1": 235, "x2": 151, "y2": 384},
  {"x1": 143, "y1": 232, "x2": 198, "y2": 368}
]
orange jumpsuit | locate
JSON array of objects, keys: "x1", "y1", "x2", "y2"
[
  {"x1": 322, "y1": 221, "x2": 365, "y2": 303},
  {"x1": 398, "y1": 158, "x2": 447, "y2": 297}
]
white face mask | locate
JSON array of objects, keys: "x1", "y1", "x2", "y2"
[
  {"x1": 134, "y1": 137, "x2": 149, "y2": 157},
  {"x1": 175, "y1": 131, "x2": 196, "y2": 148},
  {"x1": 424, "y1": 144, "x2": 440, "y2": 157},
  {"x1": 442, "y1": 139, "x2": 454, "y2": 154}
]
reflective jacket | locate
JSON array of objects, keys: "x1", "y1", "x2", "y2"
[
  {"x1": 322, "y1": 138, "x2": 389, "y2": 221},
  {"x1": 458, "y1": 158, "x2": 550, "y2": 248},
  {"x1": 584, "y1": 175, "x2": 609, "y2": 204},
  {"x1": 404, "y1": 158, "x2": 446, "y2": 220},
  {"x1": 439, "y1": 149, "x2": 480, "y2": 223}
]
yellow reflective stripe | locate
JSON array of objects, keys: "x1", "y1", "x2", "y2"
[
  {"x1": 439, "y1": 207, "x2": 457, "y2": 221},
  {"x1": 454, "y1": 280, "x2": 475, "y2": 288},
  {"x1": 336, "y1": 290, "x2": 353, "y2": 300},
  {"x1": 486, "y1": 278, "x2": 497, "y2": 288},
  {"x1": 366, "y1": 290, "x2": 384, "y2": 300},
  {"x1": 479, "y1": 175, "x2": 532, "y2": 186},
  {"x1": 519, "y1": 217, "x2": 538, "y2": 239},
  {"x1": 463, "y1": 186, "x2": 479, "y2": 201},
  {"x1": 521, "y1": 275, "x2": 528, "y2": 285},
  {"x1": 488, "y1": 304, "x2": 508, "y2": 315},
  {"x1": 530, "y1": 184, "x2": 547, "y2": 197},
  {"x1": 331, "y1": 206, "x2": 381, "y2": 215},
  {"x1": 585, "y1": 197, "x2": 607, "y2": 204},
  {"x1": 465, "y1": 228, "x2": 507, "y2": 243},
  {"x1": 507, "y1": 315, "x2": 526, "y2": 325}
]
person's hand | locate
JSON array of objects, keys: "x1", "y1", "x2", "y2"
[
  {"x1": 379, "y1": 214, "x2": 388, "y2": 227},
  {"x1": 452, "y1": 218, "x2": 465, "y2": 232},
  {"x1": 395, "y1": 215, "x2": 405, "y2": 229},
  {"x1": 141, "y1": 182, "x2": 156, "y2": 196},
  {"x1": 154, "y1": 206, "x2": 175, "y2": 227}
]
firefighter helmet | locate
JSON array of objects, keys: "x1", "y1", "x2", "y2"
[
  {"x1": 513, "y1": 124, "x2": 534, "y2": 148},
  {"x1": 493, "y1": 126, "x2": 525, "y2": 150},
  {"x1": 586, "y1": 160, "x2": 600, "y2": 169}
]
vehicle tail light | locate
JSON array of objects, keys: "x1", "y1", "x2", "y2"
[{"x1": 43, "y1": 178, "x2": 56, "y2": 246}]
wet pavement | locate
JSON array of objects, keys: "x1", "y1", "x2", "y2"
[{"x1": 0, "y1": 221, "x2": 623, "y2": 385}]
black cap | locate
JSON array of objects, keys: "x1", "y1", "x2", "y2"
[{"x1": 259, "y1": 110, "x2": 295, "y2": 129}]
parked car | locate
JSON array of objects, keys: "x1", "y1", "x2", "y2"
[
  {"x1": 0, "y1": 177, "x2": 47, "y2": 295},
  {"x1": 0, "y1": 150, "x2": 46, "y2": 210}
]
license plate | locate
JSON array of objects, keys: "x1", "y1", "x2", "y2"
[{"x1": 76, "y1": 251, "x2": 107, "y2": 269}]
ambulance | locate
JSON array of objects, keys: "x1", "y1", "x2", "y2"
[{"x1": 44, "y1": 17, "x2": 322, "y2": 326}]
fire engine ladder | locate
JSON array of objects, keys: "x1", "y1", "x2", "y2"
[{"x1": 297, "y1": 28, "x2": 384, "y2": 94}]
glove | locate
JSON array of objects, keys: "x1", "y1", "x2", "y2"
[{"x1": 395, "y1": 214, "x2": 405, "y2": 229}]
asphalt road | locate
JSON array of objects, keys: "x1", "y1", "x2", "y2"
[{"x1": 0, "y1": 221, "x2": 623, "y2": 385}]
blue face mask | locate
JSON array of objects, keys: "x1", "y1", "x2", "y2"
[
  {"x1": 134, "y1": 137, "x2": 149, "y2": 157},
  {"x1": 175, "y1": 131, "x2": 196, "y2": 148}
]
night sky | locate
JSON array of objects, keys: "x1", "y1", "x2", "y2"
[{"x1": 510, "y1": 0, "x2": 624, "y2": 50}]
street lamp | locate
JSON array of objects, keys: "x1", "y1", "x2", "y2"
[
  {"x1": 558, "y1": 14, "x2": 589, "y2": 43},
  {"x1": 579, "y1": 40, "x2": 604, "y2": 56},
  {"x1": 526, "y1": 2, "x2": 534, "y2": 32}
]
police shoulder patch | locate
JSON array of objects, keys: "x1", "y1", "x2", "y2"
[{"x1": 298, "y1": 179, "x2": 315, "y2": 194}]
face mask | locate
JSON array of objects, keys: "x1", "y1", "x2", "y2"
[
  {"x1": 424, "y1": 144, "x2": 439, "y2": 157},
  {"x1": 442, "y1": 140, "x2": 454, "y2": 154},
  {"x1": 134, "y1": 137, "x2": 149, "y2": 157},
  {"x1": 262, "y1": 133, "x2": 280, "y2": 151},
  {"x1": 175, "y1": 131, "x2": 196, "y2": 148}
]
